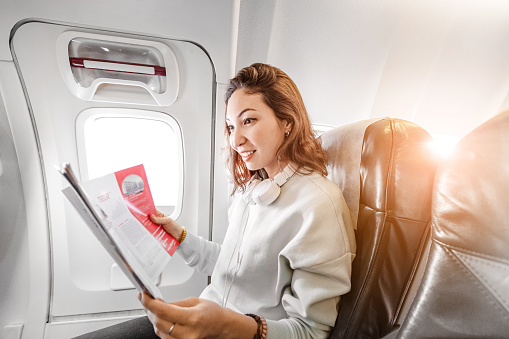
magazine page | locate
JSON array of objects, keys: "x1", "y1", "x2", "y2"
[
  {"x1": 62, "y1": 176, "x2": 163, "y2": 300},
  {"x1": 60, "y1": 163, "x2": 178, "y2": 299},
  {"x1": 80, "y1": 164, "x2": 178, "y2": 281}
]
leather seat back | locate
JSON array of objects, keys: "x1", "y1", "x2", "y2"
[
  {"x1": 397, "y1": 110, "x2": 509, "y2": 338},
  {"x1": 322, "y1": 118, "x2": 440, "y2": 339}
]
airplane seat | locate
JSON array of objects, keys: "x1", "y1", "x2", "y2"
[
  {"x1": 395, "y1": 110, "x2": 509, "y2": 338},
  {"x1": 321, "y1": 117, "x2": 441, "y2": 339}
]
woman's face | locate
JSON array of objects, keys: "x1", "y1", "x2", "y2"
[{"x1": 226, "y1": 89, "x2": 289, "y2": 179}]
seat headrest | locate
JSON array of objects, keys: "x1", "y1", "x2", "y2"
[
  {"x1": 433, "y1": 109, "x2": 509, "y2": 261},
  {"x1": 321, "y1": 118, "x2": 382, "y2": 227},
  {"x1": 325, "y1": 117, "x2": 440, "y2": 338},
  {"x1": 396, "y1": 111, "x2": 509, "y2": 339}
]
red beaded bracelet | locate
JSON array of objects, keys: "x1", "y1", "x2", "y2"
[{"x1": 245, "y1": 313, "x2": 267, "y2": 339}]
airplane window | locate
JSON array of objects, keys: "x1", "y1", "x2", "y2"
[{"x1": 78, "y1": 108, "x2": 183, "y2": 217}]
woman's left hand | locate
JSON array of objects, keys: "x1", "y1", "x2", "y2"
[
  {"x1": 139, "y1": 292, "x2": 257, "y2": 339},
  {"x1": 149, "y1": 209, "x2": 184, "y2": 241}
]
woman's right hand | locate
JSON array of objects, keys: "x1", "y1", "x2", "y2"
[
  {"x1": 150, "y1": 209, "x2": 184, "y2": 241},
  {"x1": 139, "y1": 292, "x2": 258, "y2": 339}
]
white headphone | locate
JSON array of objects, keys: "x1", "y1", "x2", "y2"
[{"x1": 243, "y1": 163, "x2": 296, "y2": 205}]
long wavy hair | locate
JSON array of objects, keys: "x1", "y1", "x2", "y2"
[{"x1": 225, "y1": 63, "x2": 327, "y2": 193}]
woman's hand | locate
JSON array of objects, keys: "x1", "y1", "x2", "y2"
[
  {"x1": 139, "y1": 293, "x2": 258, "y2": 339},
  {"x1": 150, "y1": 208, "x2": 183, "y2": 241}
]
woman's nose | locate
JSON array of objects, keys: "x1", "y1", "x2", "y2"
[{"x1": 230, "y1": 128, "x2": 246, "y2": 148}]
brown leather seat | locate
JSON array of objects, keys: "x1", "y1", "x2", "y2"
[
  {"x1": 396, "y1": 110, "x2": 509, "y2": 338},
  {"x1": 321, "y1": 118, "x2": 440, "y2": 339}
]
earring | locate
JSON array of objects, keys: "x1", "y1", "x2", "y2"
[{"x1": 285, "y1": 131, "x2": 289, "y2": 137}]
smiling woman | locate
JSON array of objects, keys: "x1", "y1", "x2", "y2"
[
  {"x1": 225, "y1": 89, "x2": 289, "y2": 179},
  {"x1": 224, "y1": 63, "x2": 329, "y2": 193},
  {"x1": 77, "y1": 63, "x2": 356, "y2": 339}
]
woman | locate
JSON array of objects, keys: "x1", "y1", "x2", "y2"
[
  {"x1": 78, "y1": 63, "x2": 356, "y2": 339},
  {"x1": 143, "y1": 63, "x2": 356, "y2": 339}
]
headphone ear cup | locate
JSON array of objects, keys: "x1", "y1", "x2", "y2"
[
  {"x1": 252, "y1": 179, "x2": 281, "y2": 206},
  {"x1": 243, "y1": 179, "x2": 261, "y2": 204}
]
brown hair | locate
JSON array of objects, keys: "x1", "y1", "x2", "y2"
[{"x1": 225, "y1": 63, "x2": 327, "y2": 193}]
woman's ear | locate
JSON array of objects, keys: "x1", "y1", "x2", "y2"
[{"x1": 282, "y1": 120, "x2": 292, "y2": 134}]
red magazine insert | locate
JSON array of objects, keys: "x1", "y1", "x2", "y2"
[{"x1": 114, "y1": 164, "x2": 179, "y2": 256}]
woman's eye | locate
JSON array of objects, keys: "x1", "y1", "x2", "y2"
[{"x1": 244, "y1": 118, "x2": 255, "y2": 125}]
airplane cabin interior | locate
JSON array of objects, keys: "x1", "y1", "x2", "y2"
[{"x1": 0, "y1": 1, "x2": 508, "y2": 338}]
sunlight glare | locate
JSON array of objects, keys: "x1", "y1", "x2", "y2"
[{"x1": 429, "y1": 134, "x2": 461, "y2": 159}]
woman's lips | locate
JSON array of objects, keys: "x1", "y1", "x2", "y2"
[{"x1": 240, "y1": 150, "x2": 255, "y2": 161}]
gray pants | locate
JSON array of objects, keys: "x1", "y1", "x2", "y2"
[{"x1": 73, "y1": 316, "x2": 158, "y2": 339}]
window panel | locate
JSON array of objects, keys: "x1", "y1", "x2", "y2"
[{"x1": 77, "y1": 108, "x2": 182, "y2": 217}]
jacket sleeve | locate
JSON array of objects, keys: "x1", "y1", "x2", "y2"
[
  {"x1": 176, "y1": 194, "x2": 242, "y2": 276},
  {"x1": 176, "y1": 232, "x2": 221, "y2": 276},
  {"x1": 266, "y1": 251, "x2": 355, "y2": 339}
]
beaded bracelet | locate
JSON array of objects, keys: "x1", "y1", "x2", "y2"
[
  {"x1": 180, "y1": 226, "x2": 187, "y2": 243},
  {"x1": 245, "y1": 313, "x2": 267, "y2": 339}
]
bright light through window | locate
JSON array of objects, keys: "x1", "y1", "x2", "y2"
[
  {"x1": 429, "y1": 134, "x2": 461, "y2": 159},
  {"x1": 79, "y1": 109, "x2": 182, "y2": 216}
]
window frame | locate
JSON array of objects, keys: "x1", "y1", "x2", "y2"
[{"x1": 76, "y1": 107, "x2": 184, "y2": 219}]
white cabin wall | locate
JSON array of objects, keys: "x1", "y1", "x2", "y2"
[
  {"x1": 0, "y1": 0, "x2": 239, "y2": 84},
  {"x1": 0, "y1": 61, "x2": 51, "y2": 339},
  {"x1": 0, "y1": 78, "x2": 31, "y2": 339},
  {"x1": 236, "y1": 0, "x2": 509, "y2": 138},
  {"x1": 0, "y1": 1, "x2": 240, "y2": 337}
]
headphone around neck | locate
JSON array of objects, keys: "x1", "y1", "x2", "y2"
[{"x1": 243, "y1": 164, "x2": 296, "y2": 205}]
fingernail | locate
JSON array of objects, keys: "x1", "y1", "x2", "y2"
[{"x1": 138, "y1": 292, "x2": 142, "y2": 301}]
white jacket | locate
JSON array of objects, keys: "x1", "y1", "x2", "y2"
[{"x1": 177, "y1": 171, "x2": 356, "y2": 338}]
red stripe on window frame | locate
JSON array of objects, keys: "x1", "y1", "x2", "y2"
[{"x1": 69, "y1": 57, "x2": 166, "y2": 76}]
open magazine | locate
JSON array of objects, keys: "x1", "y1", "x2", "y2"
[{"x1": 60, "y1": 163, "x2": 179, "y2": 300}]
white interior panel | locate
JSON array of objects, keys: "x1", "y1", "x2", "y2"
[
  {"x1": 236, "y1": 0, "x2": 509, "y2": 138},
  {"x1": 12, "y1": 22, "x2": 215, "y2": 321},
  {"x1": 0, "y1": 77, "x2": 31, "y2": 339},
  {"x1": 56, "y1": 32, "x2": 180, "y2": 106},
  {"x1": 0, "y1": 61, "x2": 50, "y2": 339},
  {"x1": 0, "y1": 0, "x2": 239, "y2": 85}
]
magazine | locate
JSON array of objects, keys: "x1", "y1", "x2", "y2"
[{"x1": 60, "y1": 163, "x2": 179, "y2": 299}]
